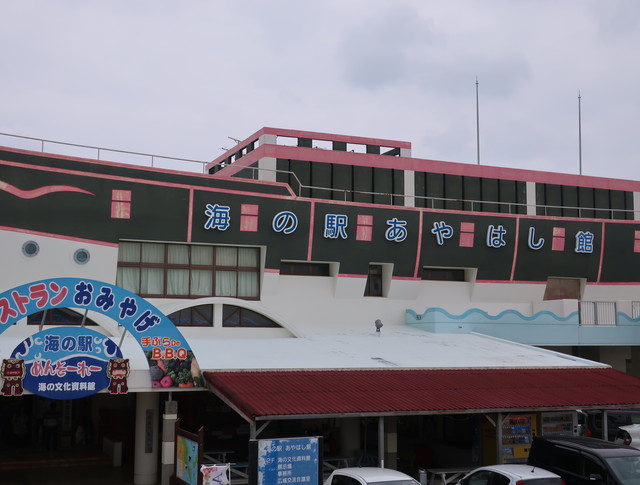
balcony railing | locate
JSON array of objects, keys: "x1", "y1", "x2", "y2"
[{"x1": 579, "y1": 301, "x2": 617, "y2": 326}]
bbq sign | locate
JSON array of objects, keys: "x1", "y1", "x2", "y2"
[{"x1": 9, "y1": 327, "x2": 124, "y2": 399}]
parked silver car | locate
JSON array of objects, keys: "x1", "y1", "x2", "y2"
[
  {"x1": 458, "y1": 464, "x2": 563, "y2": 485},
  {"x1": 324, "y1": 467, "x2": 420, "y2": 485},
  {"x1": 616, "y1": 424, "x2": 640, "y2": 449}
]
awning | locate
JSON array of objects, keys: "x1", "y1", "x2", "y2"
[{"x1": 204, "y1": 367, "x2": 640, "y2": 422}]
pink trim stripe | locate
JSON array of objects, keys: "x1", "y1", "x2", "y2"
[
  {"x1": 510, "y1": 217, "x2": 521, "y2": 281},
  {"x1": 413, "y1": 210, "x2": 424, "y2": 278},
  {"x1": 0, "y1": 179, "x2": 94, "y2": 199},
  {"x1": 0, "y1": 159, "x2": 297, "y2": 202},
  {"x1": 0, "y1": 225, "x2": 118, "y2": 247},
  {"x1": 187, "y1": 188, "x2": 194, "y2": 243},
  {"x1": 307, "y1": 202, "x2": 316, "y2": 261},
  {"x1": 597, "y1": 221, "x2": 606, "y2": 283},
  {"x1": 260, "y1": 127, "x2": 412, "y2": 148}
]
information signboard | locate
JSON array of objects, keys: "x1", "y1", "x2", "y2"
[{"x1": 249, "y1": 436, "x2": 322, "y2": 485}]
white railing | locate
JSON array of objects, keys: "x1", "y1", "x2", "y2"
[
  {"x1": 0, "y1": 132, "x2": 207, "y2": 173},
  {"x1": 633, "y1": 301, "x2": 640, "y2": 319},
  {"x1": 579, "y1": 301, "x2": 617, "y2": 326}
]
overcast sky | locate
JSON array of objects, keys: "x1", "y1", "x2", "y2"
[{"x1": 1, "y1": 1, "x2": 640, "y2": 180}]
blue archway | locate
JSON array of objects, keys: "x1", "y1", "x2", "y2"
[{"x1": 0, "y1": 278, "x2": 202, "y2": 397}]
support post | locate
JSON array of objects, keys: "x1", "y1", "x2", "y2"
[
  {"x1": 134, "y1": 392, "x2": 160, "y2": 485},
  {"x1": 161, "y1": 400, "x2": 178, "y2": 485},
  {"x1": 378, "y1": 417, "x2": 385, "y2": 468}
]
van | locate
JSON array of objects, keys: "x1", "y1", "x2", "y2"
[{"x1": 528, "y1": 436, "x2": 640, "y2": 485}]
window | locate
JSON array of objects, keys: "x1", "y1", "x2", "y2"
[
  {"x1": 364, "y1": 264, "x2": 383, "y2": 296},
  {"x1": 116, "y1": 242, "x2": 260, "y2": 299},
  {"x1": 491, "y1": 473, "x2": 510, "y2": 485},
  {"x1": 583, "y1": 455, "x2": 607, "y2": 481},
  {"x1": 280, "y1": 261, "x2": 331, "y2": 276},
  {"x1": 73, "y1": 248, "x2": 90, "y2": 264},
  {"x1": 22, "y1": 240, "x2": 39, "y2": 257},
  {"x1": 27, "y1": 308, "x2": 97, "y2": 326},
  {"x1": 552, "y1": 446, "x2": 580, "y2": 474},
  {"x1": 466, "y1": 470, "x2": 492, "y2": 485},
  {"x1": 329, "y1": 475, "x2": 360, "y2": 485},
  {"x1": 222, "y1": 305, "x2": 281, "y2": 328},
  {"x1": 422, "y1": 268, "x2": 466, "y2": 281},
  {"x1": 167, "y1": 305, "x2": 213, "y2": 327}
]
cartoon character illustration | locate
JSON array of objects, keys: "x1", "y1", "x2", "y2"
[
  {"x1": 1, "y1": 358, "x2": 26, "y2": 396},
  {"x1": 107, "y1": 358, "x2": 130, "y2": 394}
]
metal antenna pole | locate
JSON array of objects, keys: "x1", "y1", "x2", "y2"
[
  {"x1": 578, "y1": 91, "x2": 582, "y2": 175},
  {"x1": 476, "y1": 77, "x2": 481, "y2": 165}
]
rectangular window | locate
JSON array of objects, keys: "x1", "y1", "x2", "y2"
[
  {"x1": 364, "y1": 264, "x2": 383, "y2": 296},
  {"x1": 280, "y1": 261, "x2": 331, "y2": 276},
  {"x1": 422, "y1": 267, "x2": 466, "y2": 281},
  {"x1": 116, "y1": 242, "x2": 260, "y2": 299}
]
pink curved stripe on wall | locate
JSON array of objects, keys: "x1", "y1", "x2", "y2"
[{"x1": 0, "y1": 180, "x2": 94, "y2": 199}]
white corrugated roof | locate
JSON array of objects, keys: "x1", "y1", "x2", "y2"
[{"x1": 190, "y1": 325, "x2": 607, "y2": 371}]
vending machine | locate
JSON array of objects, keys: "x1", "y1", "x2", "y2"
[
  {"x1": 500, "y1": 414, "x2": 537, "y2": 464},
  {"x1": 540, "y1": 412, "x2": 578, "y2": 436}
]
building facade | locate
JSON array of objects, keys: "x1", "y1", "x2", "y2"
[{"x1": 2, "y1": 127, "x2": 640, "y2": 484}]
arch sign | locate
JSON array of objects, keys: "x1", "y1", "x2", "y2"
[{"x1": 0, "y1": 278, "x2": 202, "y2": 400}]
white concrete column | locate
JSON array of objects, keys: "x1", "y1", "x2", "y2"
[
  {"x1": 134, "y1": 392, "x2": 159, "y2": 485},
  {"x1": 339, "y1": 418, "x2": 361, "y2": 465},
  {"x1": 634, "y1": 192, "x2": 640, "y2": 220},
  {"x1": 526, "y1": 181, "x2": 536, "y2": 215},
  {"x1": 161, "y1": 401, "x2": 178, "y2": 485},
  {"x1": 404, "y1": 170, "x2": 416, "y2": 207},
  {"x1": 258, "y1": 134, "x2": 277, "y2": 146},
  {"x1": 258, "y1": 156, "x2": 277, "y2": 182}
]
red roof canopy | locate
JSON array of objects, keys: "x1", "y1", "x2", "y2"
[{"x1": 204, "y1": 368, "x2": 640, "y2": 421}]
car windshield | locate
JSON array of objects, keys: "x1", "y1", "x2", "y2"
[{"x1": 605, "y1": 456, "x2": 640, "y2": 485}]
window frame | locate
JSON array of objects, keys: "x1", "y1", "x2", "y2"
[{"x1": 117, "y1": 241, "x2": 261, "y2": 299}]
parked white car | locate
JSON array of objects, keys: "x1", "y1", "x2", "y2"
[
  {"x1": 457, "y1": 464, "x2": 563, "y2": 485},
  {"x1": 616, "y1": 424, "x2": 640, "y2": 449},
  {"x1": 324, "y1": 467, "x2": 420, "y2": 485}
]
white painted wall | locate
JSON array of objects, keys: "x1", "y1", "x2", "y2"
[
  {"x1": 3, "y1": 228, "x2": 640, "y2": 349},
  {"x1": 0, "y1": 230, "x2": 118, "y2": 292}
]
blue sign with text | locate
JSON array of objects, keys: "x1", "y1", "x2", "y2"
[
  {"x1": 10, "y1": 326, "x2": 123, "y2": 399},
  {"x1": 257, "y1": 437, "x2": 320, "y2": 485}
]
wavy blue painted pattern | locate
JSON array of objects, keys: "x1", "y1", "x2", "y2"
[{"x1": 406, "y1": 307, "x2": 580, "y2": 324}]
